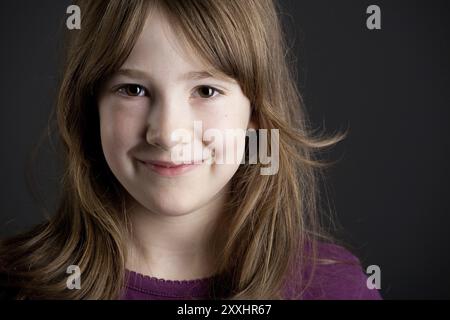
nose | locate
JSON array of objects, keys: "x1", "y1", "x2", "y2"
[{"x1": 145, "y1": 95, "x2": 190, "y2": 150}]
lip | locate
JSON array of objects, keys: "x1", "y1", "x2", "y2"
[{"x1": 138, "y1": 159, "x2": 202, "y2": 177}]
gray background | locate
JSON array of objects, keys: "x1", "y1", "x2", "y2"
[{"x1": 1, "y1": 0, "x2": 449, "y2": 299}]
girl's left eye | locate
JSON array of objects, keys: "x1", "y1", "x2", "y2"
[{"x1": 193, "y1": 86, "x2": 222, "y2": 99}]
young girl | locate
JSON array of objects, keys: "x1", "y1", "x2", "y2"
[{"x1": 0, "y1": 0, "x2": 381, "y2": 300}]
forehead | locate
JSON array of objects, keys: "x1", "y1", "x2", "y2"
[{"x1": 122, "y1": 8, "x2": 204, "y2": 75}]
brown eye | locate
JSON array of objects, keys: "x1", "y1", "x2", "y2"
[
  {"x1": 196, "y1": 86, "x2": 220, "y2": 99},
  {"x1": 118, "y1": 84, "x2": 146, "y2": 97}
]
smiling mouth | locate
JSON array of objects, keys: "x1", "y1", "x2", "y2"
[{"x1": 138, "y1": 159, "x2": 205, "y2": 177}]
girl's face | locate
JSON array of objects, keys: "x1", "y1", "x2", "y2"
[{"x1": 98, "y1": 10, "x2": 254, "y2": 216}]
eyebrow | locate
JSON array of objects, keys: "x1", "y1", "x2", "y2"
[{"x1": 111, "y1": 68, "x2": 232, "y2": 83}]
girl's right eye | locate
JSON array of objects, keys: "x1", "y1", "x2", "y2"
[{"x1": 117, "y1": 84, "x2": 148, "y2": 97}]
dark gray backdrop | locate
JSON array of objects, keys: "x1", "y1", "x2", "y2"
[{"x1": 1, "y1": 0, "x2": 449, "y2": 299}]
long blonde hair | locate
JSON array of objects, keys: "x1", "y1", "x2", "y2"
[{"x1": 0, "y1": 0, "x2": 345, "y2": 299}]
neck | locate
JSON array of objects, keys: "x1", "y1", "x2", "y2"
[{"x1": 125, "y1": 190, "x2": 229, "y2": 281}]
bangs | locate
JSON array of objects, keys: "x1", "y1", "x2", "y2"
[{"x1": 155, "y1": 0, "x2": 265, "y2": 102}]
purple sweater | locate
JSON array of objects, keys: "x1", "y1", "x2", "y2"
[{"x1": 120, "y1": 243, "x2": 382, "y2": 300}]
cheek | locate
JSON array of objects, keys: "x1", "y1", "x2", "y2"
[
  {"x1": 201, "y1": 97, "x2": 251, "y2": 129},
  {"x1": 200, "y1": 98, "x2": 251, "y2": 164},
  {"x1": 98, "y1": 100, "x2": 147, "y2": 169}
]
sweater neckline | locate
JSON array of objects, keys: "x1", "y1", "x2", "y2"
[{"x1": 124, "y1": 269, "x2": 216, "y2": 298}]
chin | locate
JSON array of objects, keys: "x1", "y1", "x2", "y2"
[{"x1": 137, "y1": 193, "x2": 203, "y2": 217}]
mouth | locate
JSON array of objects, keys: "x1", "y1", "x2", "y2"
[{"x1": 137, "y1": 159, "x2": 204, "y2": 177}]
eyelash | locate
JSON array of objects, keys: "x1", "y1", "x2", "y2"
[
  {"x1": 116, "y1": 84, "x2": 147, "y2": 97},
  {"x1": 115, "y1": 84, "x2": 224, "y2": 100}
]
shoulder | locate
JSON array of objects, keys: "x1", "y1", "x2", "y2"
[{"x1": 282, "y1": 242, "x2": 382, "y2": 300}]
